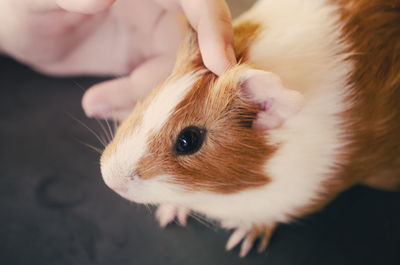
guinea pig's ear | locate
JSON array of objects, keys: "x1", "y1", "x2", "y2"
[
  {"x1": 173, "y1": 24, "x2": 204, "y2": 74},
  {"x1": 238, "y1": 69, "x2": 304, "y2": 130}
]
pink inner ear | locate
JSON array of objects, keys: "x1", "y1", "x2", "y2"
[
  {"x1": 254, "y1": 109, "x2": 284, "y2": 130},
  {"x1": 258, "y1": 102, "x2": 267, "y2": 111},
  {"x1": 252, "y1": 97, "x2": 286, "y2": 130},
  {"x1": 239, "y1": 69, "x2": 304, "y2": 130}
]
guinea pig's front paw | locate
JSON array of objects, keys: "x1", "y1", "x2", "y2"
[
  {"x1": 155, "y1": 204, "x2": 190, "y2": 228},
  {"x1": 225, "y1": 224, "x2": 277, "y2": 257}
]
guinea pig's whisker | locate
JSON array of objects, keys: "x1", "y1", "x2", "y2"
[
  {"x1": 66, "y1": 112, "x2": 107, "y2": 147},
  {"x1": 189, "y1": 212, "x2": 208, "y2": 226},
  {"x1": 189, "y1": 212, "x2": 218, "y2": 231},
  {"x1": 73, "y1": 137, "x2": 103, "y2": 154},
  {"x1": 71, "y1": 80, "x2": 116, "y2": 144},
  {"x1": 105, "y1": 118, "x2": 114, "y2": 140},
  {"x1": 112, "y1": 118, "x2": 119, "y2": 135},
  {"x1": 139, "y1": 203, "x2": 151, "y2": 215},
  {"x1": 72, "y1": 80, "x2": 86, "y2": 94},
  {"x1": 189, "y1": 211, "x2": 210, "y2": 226},
  {"x1": 94, "y1": 117, "x2": 112, "y2": 143},
  {"x1": 100, "y1": 110, "x2": 120, "y2": 142}
]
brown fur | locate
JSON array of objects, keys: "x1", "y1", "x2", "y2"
[
  {"x1": 334, "y1": 0, "x2": 400, "y2": 191},
  {"x1": 135, "y1": 66, "x2": 274, "y2": 193},
  {"x1": 298, "y1": 0, "x2": 400, "y2": 216},
  {"x1": 233, "y1": 21, "x2": 262, "y2": 62}
]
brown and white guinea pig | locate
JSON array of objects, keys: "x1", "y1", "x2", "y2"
[{"x1": 100, "y1": 0, "x2": 400, "y2": 257}]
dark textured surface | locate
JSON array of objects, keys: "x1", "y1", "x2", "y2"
[{"x1": 1, "y1": 54, "x2": 400, "y2": 265}]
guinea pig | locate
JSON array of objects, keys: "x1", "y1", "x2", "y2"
[{"x1": 100, "y1": 0, "x2": 400, "y2": 257}]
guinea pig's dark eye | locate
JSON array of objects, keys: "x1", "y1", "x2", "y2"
[{"x1": 174, "y1": 126, "x2": 206, "y2": 156}]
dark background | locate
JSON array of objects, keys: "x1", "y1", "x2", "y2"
[{"x1": 1, "y1": 1, "x2": 400, "y2": 262}]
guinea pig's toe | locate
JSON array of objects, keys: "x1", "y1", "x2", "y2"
[
  {"x1": 225, "y1": 224, "x2": 277, "y2": 257},
  {"x1": 156, "y1": 204, "x2": 177, "y2": 228},
  {"x1": 239, "y1": 233, "x2": 256, "y2": 258},
  {"x1": 177, "y1": 207, "x2": 190, "y2": 226},
  {"x1": 155, "y1": 204, "x2": 190, "y2": 228},
  {"x1": 225, "y1": 228, "x2": 247, "y2": 251}
]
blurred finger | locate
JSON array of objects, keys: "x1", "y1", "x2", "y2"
[
  {"x1": 179, "y1": 0, "x2": 236, "y2": 75},
  {"x1": 82, "y1": 55, "x2": 175, "y2": 120}
]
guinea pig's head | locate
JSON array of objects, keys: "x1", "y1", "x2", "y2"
[{"x1": 100, "y1": 28, "x2": 303, "y2": 205}]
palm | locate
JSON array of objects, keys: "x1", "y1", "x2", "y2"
[{"x1": 1, "y1": 0, "x2": 183, "y2": 76}]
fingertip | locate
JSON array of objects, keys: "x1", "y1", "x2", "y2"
[
  {"x1": 81, "y1": 84, "x2": 112, "y2": 119},
  {"x1": 202, "y1": 46, "x2": 236, "y2": 76},
  {"x1": 180, "y1": 0, "x2": 236, "y2": 75},
  {"x1": 81, "y1": 78, "x2": 135, "y2": 120},
  {"x1": 199, "y1": 35, "x2": 236, "y2": 76},
  {"x1": 81, "y1": 85, "x2": 96, "y2": 117}
]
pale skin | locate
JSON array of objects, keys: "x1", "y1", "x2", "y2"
[{"x1": 0, "y1": 0, "x2": 236, "y2": 120}]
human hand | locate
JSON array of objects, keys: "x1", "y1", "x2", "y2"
[{"x1": 0, "y1": 0, "x2": 235, "y2": 120}]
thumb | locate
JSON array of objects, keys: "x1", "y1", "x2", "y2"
[
  {"x1": 179, "y1": 0, "x2": 236, "y2": 75},
  {"x1": 82, "y1": 55, "x2": 176, "y2": 121},
  {"x1": 152, "y1": 0, "x2": 236, "y2": 75},
  {"x1": 82, "y1": 77, "x2": 135, "y2": 121}
]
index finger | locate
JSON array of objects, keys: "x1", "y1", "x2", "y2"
[{"x1": 179, "y1": 0, "x2": 236, "y2": 75}]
